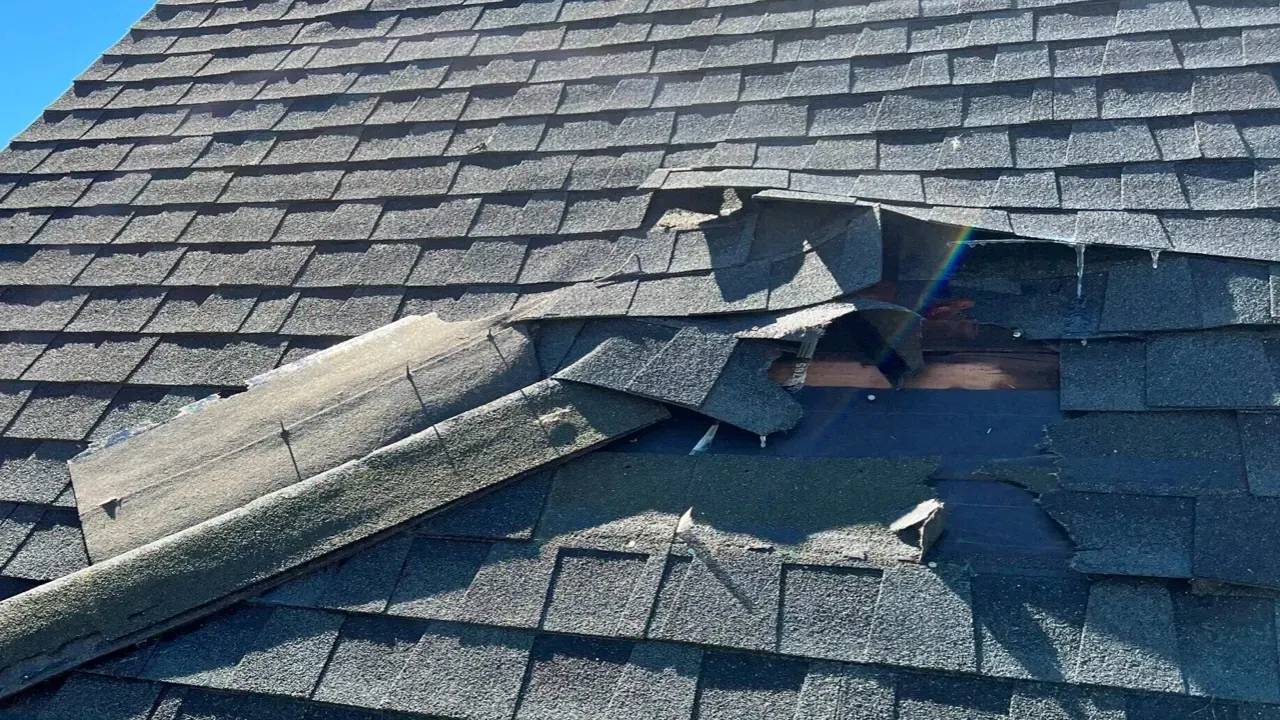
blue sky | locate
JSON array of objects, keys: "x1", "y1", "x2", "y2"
[{"x1": 0, "y1": 0, "x2": 157, "y2": 144}]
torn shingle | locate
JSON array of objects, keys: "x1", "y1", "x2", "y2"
[{"x1": 1040, "y1": 491, "x2": 1193, "y2": 578}]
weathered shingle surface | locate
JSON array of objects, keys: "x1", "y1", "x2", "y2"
[{"x1": 3, "y1": 0, "x2": 1280, "y2": 715}]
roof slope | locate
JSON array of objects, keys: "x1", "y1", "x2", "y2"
[{"x1": 1, "y1": 0, "x2": 1280, "y2": 716}]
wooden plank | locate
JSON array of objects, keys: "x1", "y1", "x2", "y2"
[{"x1": 773, "y1": 352, "x2": 1059, "y2": 390}]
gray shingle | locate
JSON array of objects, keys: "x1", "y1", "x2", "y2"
[
  {"x1": 695, "y1": 652, "x2": 808, "y2": 720},
  {"x1": 1101, "y1": 72, "x2": 1193, "y2": 119},
  {"x1": 516, "y1": 634, "x2": 636, "y2": 720},
  {"x1": 970, "y1": 573, "x2": 1089, "y2": 683},
  {"x1": 1174, "y1": 592, "x2": 1280, "y2": 703},
  {"x1": 383, "y1": 622, "x2": 534, "y2": 720},
  {"x1": 22, "y1": 335, "x2": 157, "y2": 383},
  {"x1": 178, "y1": 102, "x2": 290, "y2": 137},
  {"x1": 779, "y1": 564, "x2": 881, "y2": 662},
  {"x1": 228, "y1": 606, "x2": 343, "y2": 698},
  {"x1": 140, "y1": 604, "x2": 274, "y2": 688},
  {"x1": 1070, "y1": 580, "x2": 1182, "y2": 693},
  {"x1": 352, "y1": 123, "x2": 453, "y2": 162},
  {"x1": 193, "y1": 133, "x2": 277, "y2": 168},
  {"x1": 648, "y1": 551, "x2": 780, "y2": 652},
  {"x1": 350, "y1": 61, "x2": 450, "y2": 94},
  {"x1": 0, "y1": 440, "x2": 77, "y2": 504},
  {"x1": 1060, "y1": 339, "x2": 1147, "y2": 411},
  {"x1": 65, "y1": 289, "x2": 167, "y2": 333},
  {"x1": 1041, "y1": 491, "x2": 1193, "y2": 578},
  {"x1": 542, "y1": 548, "x2": 655, "y2": 636},
  {"x1": 0, "y1": 288, "x2": 89, "y2": 332},
  {"x1": 89, "y1": 385, "x2": 216, "y2": 444},
  {"x1": 0, "y1": 333, "x2": 53, "y2": 381},
  {"x1": 1147, "y1": 332, "x2": 1277, "y2": 408},
  {"x1": 117, "y1": 137, "x2": 211, "y2": 172},
  {"x1": 865, "y1": 566, "x2": 976, "y2": 672},
  {"x1": 0, "y1": 246, "x2": 95, "y2": 284},
  {"x1": 133, "y1": 169, "x2": 232, "y2": 205},
  {"x1": 4, "y1": 382, "x2": 117, "y2": 441},
  {"x1": 219, "y1": 168, "x2": 344, "y2": 203},
  {"x1": 276, "y1": 202, "x2": 382, "y2": 242},
  {"x1": 311, "y1": 614, "x2": 424, "y2": 710},
  {"x1": 129, "y1": 337, "x2": 287, "y2": 386},
  {"x1": 181, "y1": 206, "x2": 288, "y2": 244},
  {"x1": 896, "y1": 674, "x2": 1009, "y2": 720},
  {"x1": 76, "y1": 245, "x2": 184, "y2": 286},
  {"x1": 1008, "y1": 685, "x2": 1125, "y2": 720},
  {"x1": 1194, "y1": 69, "x2": 1280, "y2": 114},
  {"x1": 3, "y1": 510, "x2": 87, "y2": 583},
  {"x1": 877, "y1": 87, "x2": 964, "y2": 130},
  {"x1": 145, "y1": 288, "x2": 259, "y2": 333},
  {"x1": 260, "y1": 129, "x2": 360, "y2": 166},
  {"x1": 1194, "y1": 495, "x2": 1280, "y2": 590},
  {"x1": 334, "y1": 160, "x2": 459, "y2": 200}
]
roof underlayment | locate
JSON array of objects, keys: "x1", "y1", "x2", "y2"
[{"x1": 1, "y1": 0, "x2": 1280, "y2": 717}]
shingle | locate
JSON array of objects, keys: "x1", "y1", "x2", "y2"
[
  {"x1": 276, "y1": 202, "x2": 382, "y2": 242},
  {"x1": 241, "y1": 290, "x2": 300, "y2": 334},
  {"x1": 274, "y1": 96, "x2": 378, "y2": 132},
  {"x1": 1041, "y1": 490, "x2": 1193, "y2": 577},
  {"x1": 0, "y1": 176, "x2": 92, "y2": 210},
  {"x1": 695, "y1": 652, "x2": 808, "y2": 720},
  {"x1": 935, "y1": 128, "x2": 1012, "y2": 169},
  {"x1": 334, "y1": 160, "x2": 459, "y2": 200},
  {"x1": 0, "y1": 245, "x2": 95, "y2": 284},
  {"x1": 1059, "y1": 339, "x2": 1146, "y2": 411},
  {"x1": 129, "y1": 337, "x2": 287, "y2": 386},
  {"x1": 647, "y1": 551, "x2": 780, "y2": 652},
  {"x1": 374, "y1": 198, "x2": 480, "y2": 240},
  {"x1": 4, "y1": 382, "x2": 117, "y2": 441},
  {"x1": 0, "y1": 333, "x2": 53, "y2": 380},
  {"x1": 779, "y1": 564, "x2": 881, "y2": 662},
  {"x1": 177, "y1": 102, "x2": 290, "y2": 136},
  {"x1": 1147, "y1": 332, "x2": 1277, "y2": 408},
  {"x1": 630, "y1": 264, "x2": 770, "y2": 316},
  {"x1": 454, "y1": 542, "x2": 557, "y2": 628},
  {"x1": 383, "y1": 622, "x2": 534, "y2": 720},
  {"x1": 896, "y1": 674, "x2": 1009, "y2": 720},
  {"x1": 64, "y1": 289, "x2": 167, "y2": 336},
  {"x1": 311, "y1": 614, "x2": 424, "y2": 709},
  {"x1": 864, "y1": 565, "x2": 976, "y2": 672},
  {"x1": 1193, "y1": 69, "x2": 1280, "y2": 113},
  {"x1": 0, "y1": 288, "x2": 89, "y2": 332},
  {"x1": 193, "y1": 133, "x2": 277, "y2": 168},
  {"x1": 0, "y1": 210, "x2": 51, "y2": 244},
  {"x1": 1174, "y1": 592, "x2": 1280, "y2": 703},
  {"x1": 117, "y1": 137, "x2": 211, "y2": 171},
  {"x1": 89, "y1": 385, "x2": 216, "y2": 444},
  {"x1": 0, "y1": 146, "x2": 53, "y2": 174},
  {"x1": 181, "y1": 206, "x2": 288, "y2": 244},
  {"x1": 516, "y1": 634, "x2": 635, "y2": 720},
  {"x1": 227, "y1": 606, "x2": 343, "y2": 698},
  {"x1": 107, "y1": 80, "x2": 193, "y2": 111},
  {"x1": 140, "y1": 604, "x2": 275, "y2": 688},
  {"x1": 1194, "y1": 495, "x2": 1280, "y2": 590},
  {"x1": 1197, "y1": 116, "x2": 1250, "y2": 159},
  {"x1": 77, "y1": 245, "x2": 184, "y2": 285},
  {"x1": 133, "y1": 169, "x2": 233, "y2": 205},
  {"x1": 82, "y1": 108, "x2": 190, "y2": 141},
  {"x1": 0, "y1": 440, "x2": 77, "y2": 504},
  {"x1": 1, "y1": 504, "x2": 86, "y2": 580},
  {"x1": 280, "y1": 288, "x2": 402, "y2": 336},
  {"x1": 220, "y1": 168, "x2": 345, "y2": 203},
  {"x1": 415, "y1": 471, "x2": 552, "y2": 542},
  {"x1": 12, "y1": 112, "x2": 97, "y2": 143},
  {"x1": 969, "y1": 573, "x2": 1089, "y2": 683},
  {"x1": 351, "y1": 123, "x2": 453, "y2": 162},
  {"x1": 350, "y1": 61, "x2": 449, "y2": 94},
  {"x1": 32, "y1": 673, "x2": 159, "y2": 720},
  {"x1": 35, "y1": 142, "x2": 131, "y2": 174},
  {"x1": 1008, "y1": 685, "x2": 1126, "y2": 720},
  {"x1": 181, "y1": 76, "x2": 268, "y2": 105},
  {"x1": 542, "y1": 548, "x2": 655, "y2": 636},
  {"x1": 1070, "y1": 580, "x2": 1182, "y2": 693},
  {"x1": 1179, "y1": 161, "x2": 1256, "y2": 210},
  {"x1": 145, "y1": 288, "x2": 259, "y2": 333},
  {"x1": 260, "y1": 129, "x2": 360, "y2": 166},
  {"x1": 876, "y1": 87, "x2": 964, "y2": 130},
  {"x1": 259, "y1": 70, "x2": 360, "y2": 101},
  {"x1": 1117, "y1": 0, "x2": 1198, "y2": 32},
  {"x1": 22, "y1": 335, "x2": 157, "y2": 383}
]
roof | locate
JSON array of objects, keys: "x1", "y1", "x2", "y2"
[{"x1": 0, "y1": 0, "x2": 1278, "y2": 716}]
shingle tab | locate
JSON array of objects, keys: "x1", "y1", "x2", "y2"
[
  {"x1": 865, "y1": 566, "x2": 976, "y2": 673},
  {"x1": 1070, "y1": 580, "x2": 1182, "y2": 693},
  {"x1": 384, "y1": 622, "x2": 534, "y2": 720}
]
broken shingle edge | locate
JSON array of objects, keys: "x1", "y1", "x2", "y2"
[{"x1": 0, "y1": 378, "x2": 668, "y2": 700}]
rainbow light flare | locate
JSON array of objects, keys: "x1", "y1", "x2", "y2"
[{"x1": 872, "y1": 225, "x2": 975, "y2": 364}]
